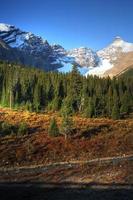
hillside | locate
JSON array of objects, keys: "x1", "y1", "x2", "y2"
[
  {"x1": 0, "y1": 106, "x2": 132, "y2": 200},
  {"x1": 0, "y1": 57, "x2": 132, "y2": 200},
  {"x1": 103, "y1": 52, "x2": 133, "y2": 77},
  {"x1": 0, "y1": 61, "x2": 132, "y2": 195},
  {"x1": 0, "y1": 108, "x2": 132, "y2": 167},
  {"x1": 118, "y1": 68, "x2": 133, "y2": 78}
]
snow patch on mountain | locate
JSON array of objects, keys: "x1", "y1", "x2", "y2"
[
  {"x1": 85, "y1": 58, "x2": 113, "y2": 77},
  {"x1": 0, "y1": 23, "x2": 12, "y2": 32},
  {"x1": 111, "y1": 36, "x2": 133, "y2": 52},
  {"x1": 9, "y1": 34, "x2": 27, "y2": 48}
]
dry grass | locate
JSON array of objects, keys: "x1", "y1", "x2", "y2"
[{"x1": 0, "y1": 108, "x2": 133, "y2": 167}]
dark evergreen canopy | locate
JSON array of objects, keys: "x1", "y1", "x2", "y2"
[{"x1": 0, "y1": 60, "x2": 132, "y2": 119}]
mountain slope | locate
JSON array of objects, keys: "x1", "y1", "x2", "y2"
[
  {"x1": 0, "y1": 23, "x2": 99, "y2": 72},
  {"x1": 0, "y1": 23, "x2": 133, "y2": 77},
  {"x1": 68, "y1": 47, "x2": 99, "y2": 67},
  {"x1": 98, "y1": 36, "x2": 133, "y2": 60},
  {"x1": 118, "y1": 67, "x2": 133, "y2": 78},
  {"x1": 0, "y1": 23, "x2": 66, "y2": 70},
  {"x1": 85, "y1": 37, "x2": 133, "y2": 77},
  {"x1": 103, "y1": 52, "x2": 133, "y2": 77},
  {"x1": 0, "y1": 39, "x2": 21, "y2": 63}
]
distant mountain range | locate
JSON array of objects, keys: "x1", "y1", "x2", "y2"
[{"x1": 0, "y1": 23, "x2": 133, "y2": 77}]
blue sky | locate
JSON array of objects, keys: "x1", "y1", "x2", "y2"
[{"x1": 0, "y1": 0, "x2": 133, "y2": 50}]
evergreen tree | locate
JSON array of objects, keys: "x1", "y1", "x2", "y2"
[
  {"x1": 111, "y1": 89, "x2": 120, "y2": 120},
  {"x1": 111, "y1": 103, "x2": 120, "y2": 120},
  {"x1": 106, "y1": 86, "x2": 113, "y2": 117},
  {"x1": 33, "y1": 83, "x2": 41, "y2": 112},
  {"x1": 0, "y1": 61, "x2": 132, "y2": 120},
  {"x1": 83, "y1": 97, "x2": 95, "y2": 118},
  {"x1": 68, "y1": 64, "x2": 82, "y2": 111},
  {"x1": 60, "y1": 114, "x2": 73, "y2": 140},
  {"x1": 120, "y1": 91, "x2": 130, "y2": 116},
  {"x1": 60, "y1": 97, "x2": 74, "y2": 116},
  {"x1": 48, "y1": 118, "x2": 60, "y2": 137}
]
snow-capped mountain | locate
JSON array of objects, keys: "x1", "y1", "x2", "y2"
[
  {"x1": 0, "y1": 23, "x2": 49, "y2": 50},
  {"x1": 98, "y1": 36, "x2": 133, "y2": 59},
  {"x1": 0, "y1": 23, "x2": 64, "y2": 70},
  {"x1": 85, "y1": 36, "x2": 133, "y2": 77},
  {"x1": 0, "y1": 23, "x2": 99, "y2": 72},
  {"x1": 68, "y1": 47, "x2": 99, "y2": 67},
  {"x1": 0, "y1": 23, "x2": 133, "y2": 77}
]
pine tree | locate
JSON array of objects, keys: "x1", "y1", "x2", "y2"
[
  {"x1": 111, "y1": 103, "x2": 120, "y2": 120},
  {"x1": 111, "y1": 89, "x2": 120, "y2": 120},
  {"x1": 68, "y1": 64, "x2": 82, "y2": 111},
  {"x1": 48, "y1": 118, "x2": 60, "y2": 137},
  {"x1": 83, "y1": 97, "x2": 95, "y2": 118},
  {"x1": 60, "y1": 114, "x2": 73, "y2": 140},
  {"x1": 106, "y1": 86, "x2": 113, "y2": 117},
  {"x1": 120, "y1": 91, "x2": 130, "y2": 116},
  {"x1": 33, "y1": 83, "x2": 41, "y2": 112},
  {"x1": 60, "y1": 97, "x2": 74, "y2": 116}
]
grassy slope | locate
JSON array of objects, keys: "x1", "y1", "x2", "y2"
[
  {"x1": 118, "y1": 67, "x2": 133, "y2": 78},
  {"x1": 0, "y1": 108, "x2": 132, "y2": 168}
]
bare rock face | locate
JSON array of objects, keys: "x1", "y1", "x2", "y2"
[{"x1": 68, "y1": 47, "x2": 99, "y2": 67}]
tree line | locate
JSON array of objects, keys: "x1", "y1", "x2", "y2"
[{"x1": 0, "y1": 60, "x2": 132, "y2": 120}]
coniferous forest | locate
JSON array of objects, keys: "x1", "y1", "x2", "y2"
[{"x1": 0, "y1": 60, "x2": 132, "y2": 120}]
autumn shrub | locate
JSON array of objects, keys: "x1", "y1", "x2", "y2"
[
  {"x1": 0, "y1": 121, "x2": 12, "y2": 135},
  {"x1": 17, "y1": 122, "x2": 28, "y2": 136}
]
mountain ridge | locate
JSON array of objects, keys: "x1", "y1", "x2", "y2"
[{"x1": 0, "y1": 23, "x2": 133, "y2": 77}]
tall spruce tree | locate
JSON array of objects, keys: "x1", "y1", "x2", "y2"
[{"x1": 68, "y1": 64, "x2": 82, "y2": 111}]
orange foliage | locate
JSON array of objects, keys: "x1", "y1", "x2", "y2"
[{"x1": 0, "y1": 107, "x2": 132, "y2": 167}]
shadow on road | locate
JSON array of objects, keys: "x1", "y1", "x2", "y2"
[{"x1": 0, "y1": 182, "x2": 133, "y2": 200}]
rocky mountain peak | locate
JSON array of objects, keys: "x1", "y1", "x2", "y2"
[
  {"x1": 0, "y1": 23, "x2": 15, "y2": 32},
  {"x1": 0, "y1": 23, "x2": 133, "y2": 77},
  {"x1": 68, "y1": 47, "x2": 99, "y2": 67},
  {"x1": 113, "y1": 36, "x2": 123, "y2": 41}
]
